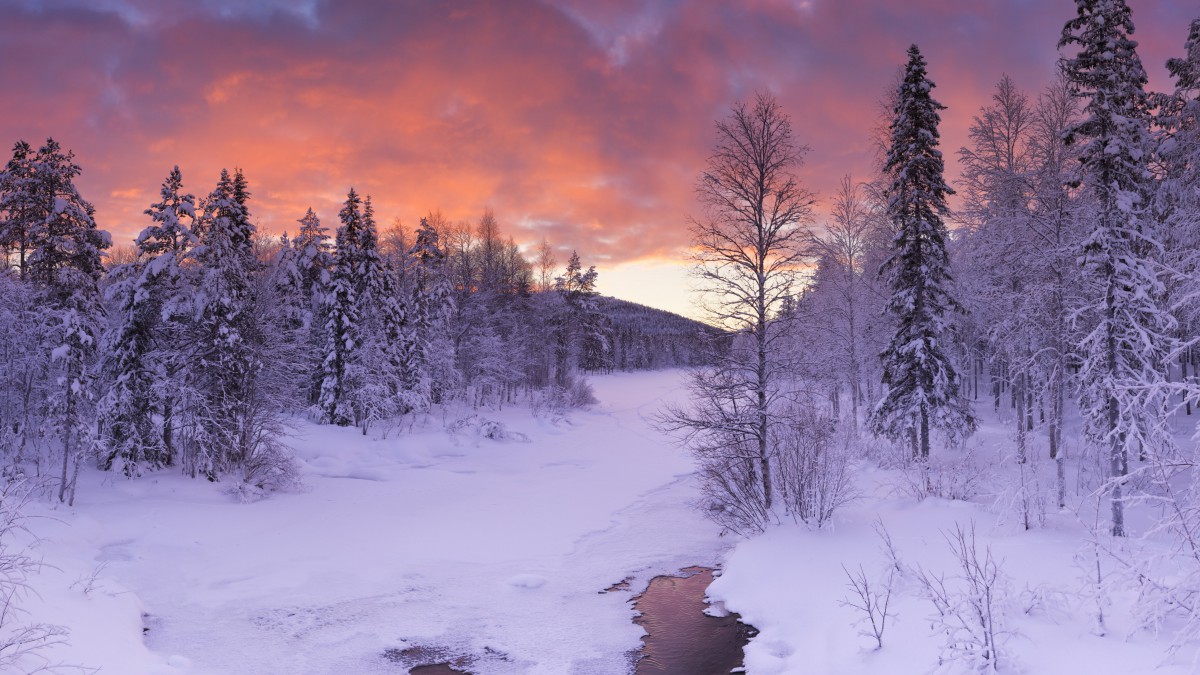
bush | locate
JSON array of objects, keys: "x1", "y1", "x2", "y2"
[
  {"x1": 0, "y1": 480, "x2": 72, "y2": 673},
  {"x1": 774, "y1": 409, "x2": 856, "y2": 527},
  {"x1": 532, "y1": 377, "x2": 597, "y2": 418},
  {"x1": 897, "y1": 448, "x2": 988, "y2": 502},
  {"x1": 912, "y1": 523, "x2": 1012, "y2": 672},
  {"x1": 230, "y1": 440, "x2": 303, "y2": 502}
]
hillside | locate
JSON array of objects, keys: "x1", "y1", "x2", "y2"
[{"x1": 593, "y1": 296, "x2": 724, "y2": 372}]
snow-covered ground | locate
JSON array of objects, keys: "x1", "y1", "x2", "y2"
[
  {"x1": 16, "y1": 369, "x2": 1200, "y2": 674},
  {"x1": 20, "y1": 371, "x2": 725, "y2": 674},
  {"x1": 708, "y1": 411, "x2": 1200, "y2": 675}
]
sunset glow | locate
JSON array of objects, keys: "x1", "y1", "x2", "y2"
[{"x1": 0, "y1": 0, "x2": 1191, "y2": 317}]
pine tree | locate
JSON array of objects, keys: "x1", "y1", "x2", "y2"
[
  {"x1": 266, "y1": 231, "x2": 314, "y2": 409},
  {"x1": 1158, "y1": 18, "x2": 1200, "y2": 399},
  {"x1": 0, "y1": 141, "x2": 35, "y2": 276},
  {"x1": 553, "y1": 251, "x2": 605, "y2": 384},
  {"x1": 291, "y1": 207, "x2": 333, "y2": 405},
  {"x1": 869, "y1": 45, "x2": 975, "y2": 460},
  {"x1": 407, "y1": 217, "x2": 457, "y2": 406},
  {"x1": 101, "y1": 166, "x2": 197, "y2": 474},
  {"x1": 319, "y1": 189, "x2": 364, "y2": 426},
  {"x1": 189, "y1": 169, "x2": 261, "y2": 478},
  {"x1": 291, "y1": 208, "x2": 333, "y2": 320},
  {"x1": 1060, "y1": 0, "x2": 1174, "y2": 536},
  {"x1": 348, "y1": 196, "x2": 395, "y2": 431},
  {"x1": 20, "y1": 139, "x2": 110, "y2": 503}
]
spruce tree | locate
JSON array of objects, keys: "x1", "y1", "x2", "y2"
[
  {"x1": 1060, "y1": 0, "x2": 1173, "y2": 536},
  {"x1": 553, "y1": 251, "x2": 603, "y2": 385},
  {"x1": 348, "y1": 196, "x2": 394, "y2": 430},
  {"x1": 292, "y1": 208, "x2": 333, "y2": 314},
  {"x1": 0, "y1": 141, "x2": 35, "y2": 276},
  {"x1": 190, "y1": 169, "x2": 261, "y2": 478},
  {"x1": 21, "y1": 139, "x2": 110, "y2": 503},
  {"x1": 319, "y1": 189, "x2": 364, "y2": 426},
  {"x1": 101, "y1": 167, "x2": 197, "y2": 474},
  {"x1": 1158, "y1": 19, "x2": 1200, "y2": 359},
  {"x1": 869, "y1": 45, "x2": 975, "y2": 460},
  {"x1": 407, "y1": 217, "x2": 456, "y2": 406},
  {"x1": 291, "y1": 208, "x2": 333, "y2": 404}
]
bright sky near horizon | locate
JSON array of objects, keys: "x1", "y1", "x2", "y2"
[{"x1": 0, "y1": 0, "x2": 1192, "y2": 319}]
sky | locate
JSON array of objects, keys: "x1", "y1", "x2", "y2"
[{"x1": 0, "y1": 0, "x2": 1193, "y2": 318}]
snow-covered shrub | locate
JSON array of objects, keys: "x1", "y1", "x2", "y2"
[
  {"x1": 532, "y1": 378, "x2": 597, "y2": 418},
  {"x1": 993, "y1": 458, "x2": 1050, "y2": 531},
  {"x1": 841, "y1": 563, "x2": 895, "y2": 650},
  {"x1": 694, "y1": 435, "x2": 772, "y2": 536},
  {"x1": 774, "y1": 410, "x2": 856, "y2": 527},
  {"x1": 913, "y1": 523, "x2": 1012, "y2": 672},
  {"x1": 0, "y1": 480, "x2": 71, "y2": 672},
  {"x1": 897, "y1": 448, "x2": 988, "y2": 502},
  {"x1": 446, "y1": 415, "x2": 530, "y2": 444},
  {"x1": 231, "y1": 441, "x2": 303, "y2": 502}
]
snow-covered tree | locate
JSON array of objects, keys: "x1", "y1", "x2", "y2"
[
  {"x1": 869, "y1": 45, "x2": 975, "y2": 460},
  {"x1": 20, "y1": 139, "x2": 110, "y2": 503},
  {"x1": 0, "y1": 141, "x2": 35, "y2": 276},
  {"x1": 319, "y1": 189, "x2": 365, "y2": 426},
  {"x1": 1060, "y1": 0, "x2": 1174, "y2": 536},
  {"x1": 553, "y1": 251, "x2": 603, "y2": 387},
  {"x1": 100, "y1": 166, "x2": 197, "y2": 474},
  {"x1": 804, "y1": 175, "x2": 881, "y2": 429},
  {"x1": 1157, "y1": 18, "x2": 1200, "y2": 404},
  {"x1": 407, "y1": 217, "x2": 457, "y2": 407},
  {"x1": 188, "y1": 168, "x2": 262, "y2": 479},
  {"x1": 663, "y1": 92, "x2": 816, "y2": 529},
  {"x1": 290, "y1": 208, "x2": 333, "y2": 405}
]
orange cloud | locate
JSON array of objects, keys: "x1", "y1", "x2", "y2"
[{"x1": 0, "y1": 0, "x2": 1192, "y2": 300}]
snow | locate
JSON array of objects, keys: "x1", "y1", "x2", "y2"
[
  {"x1": 707, "y1": 420, "x2": 1200, "y2": 675},
  {"x1": 23, "y1": 370, "x2": 725, "y2": 674},
  {"x1": 19, "y1": 370, "x2": 1200, "y2": 674}
]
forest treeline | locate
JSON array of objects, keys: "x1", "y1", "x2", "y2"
[
  {"x1": 0, "y1": 149, "x2": 714, "y2": 500},
  {"x1": 667, "y1": 4, "x2": 1200, "y2": 545}
]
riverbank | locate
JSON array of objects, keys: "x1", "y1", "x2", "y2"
[{"x1": 18, "y1": 370, "x2": 726, "y2": 674}]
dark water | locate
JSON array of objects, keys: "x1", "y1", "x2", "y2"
[
  {"x1": 392, "y1": 566, "x2": 752, "y2": 675},
  {"x1": 409, "y1": 665, "x2": 464, "y2": 675},
  {"x1": 633, "y1": 567, "x2": 754, "y2": 675},
  {"x1": 383, "y1": 645, "x2": 469, "y2": 674}
]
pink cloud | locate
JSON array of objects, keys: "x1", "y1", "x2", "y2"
[{"x1": 0, "y1": 0, "x2": 1191, "y2": 269}]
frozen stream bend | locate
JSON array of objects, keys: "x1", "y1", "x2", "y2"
[{"x1": 34, "y1": 370, "x2": 727, "y2": 674}]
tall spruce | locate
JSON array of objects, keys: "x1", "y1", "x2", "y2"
[
  {"x1": 22, "y1": 139, "x2": 110, "y2": 503},
  {"x1": 291, "y1": 207, "x2": 333, "y2": 404},
  {"x1": 0, "y1": 141, "x2": 35, "y2": 276},
  {"x1": 319, "y1": 189, "x2": 365, "y2": 426},
  {"x1": 869, "y1": 45, "x2": 975, "y2": 460},
  {"x1": 101, "y1": 166, "x2": 196, "y2": 474},
  {"x1": 1158, "y1": 18, "x2": 1200, "y2": 399},
  {"x1": 408, "y1": 217, "x2": 456, "y2": 406},
  {"x1": 1060, "y1": 0, "x2": 1173, "y2": 537},
  {"x1": 190, "y1": 169, "x2": 261, "y2": 478}
]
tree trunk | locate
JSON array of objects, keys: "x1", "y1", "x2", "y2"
[
  {"x1": 1107, "y1": 289, "x2": 1126, "y2": 536},
  {"x1": 1016, "y1": 374, "x2": 1027, "y2": 465},
  {"x1": 919, "y1": 402, "x2": 930, "y2": 460}
]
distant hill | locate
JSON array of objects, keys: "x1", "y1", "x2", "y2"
[{"x1": 590, "y1": 296, "x2": 724, "y2": 372}]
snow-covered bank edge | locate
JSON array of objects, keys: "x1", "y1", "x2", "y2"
[{"x1": 707, "y1": 456, "x2": 1200, "y2": 675}]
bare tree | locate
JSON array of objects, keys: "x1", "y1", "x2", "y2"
[
  {"x1": 807, "y1": 175, "x2": 874, "y2": 430},
  {"x1": 535, "y1": 236, "x2": 557, "y2": 293},
  {"x1": 663, "y1": 92, "x2": 815, "y2": 525}
]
